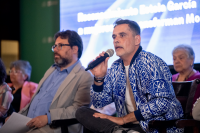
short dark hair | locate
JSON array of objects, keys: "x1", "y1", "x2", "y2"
[
  {"x1": 54, "y1": 30, "x2": 83, "y2": 59},
  {"x1": 114, "y1": 18, "x2": 140, "y2": 35},
  {"x1": 0, "y1": 58, "x2": 7, "y2": 85}
]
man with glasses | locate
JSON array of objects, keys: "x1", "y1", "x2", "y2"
[{"x1": 16, "y1": 30, "x2": 93, "y2": 133}]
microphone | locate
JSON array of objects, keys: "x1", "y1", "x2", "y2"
[{"x1": 85, "y1": 49, "x2": 114, "y2": 71}]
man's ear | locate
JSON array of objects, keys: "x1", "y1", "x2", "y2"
[
  {"x1": 72, "y1": 46, "x2": 78, "y2": 54},
  {"x1": 135, "y1": 35, "x2": 141, "y2": 46}
]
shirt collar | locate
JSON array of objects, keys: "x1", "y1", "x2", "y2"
[
  {"x1": 121, "y1": 46, "x2": 142, "y2": 70},
  {"x1": 52, "y1": 60, "x2": 79, "y2": 74}
]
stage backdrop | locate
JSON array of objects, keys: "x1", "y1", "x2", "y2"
[
  {"x1": 20, "y1": 0, "x2": 59, "y2": 83},
  {"x1": 60, "y1": 0, "x2": 200, "y2": 68}
]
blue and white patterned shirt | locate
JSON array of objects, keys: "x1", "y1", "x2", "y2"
[{"x1": 91, "y1": 46, "x2": 184, "y2": 133}]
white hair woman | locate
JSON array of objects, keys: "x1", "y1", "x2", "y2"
[
  {"x1": 172, "y1": 44, "x2": 200, "y2": 106},
  {"x1": 8, "y1": 60, "x2": 38, "y2": 112}
]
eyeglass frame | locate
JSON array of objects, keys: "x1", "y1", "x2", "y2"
[
  {"x1": 9, "y1": 70, "x2": 23, "y2": 75},
  {"x1": 52, "y1": 43, "x2": 71, "y2": 52}
]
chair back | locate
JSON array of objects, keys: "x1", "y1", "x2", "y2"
[
  {"x1": 172, "y1": 81, "x2": 192, "y2": 96},
  {"x1": 172, "y1": 79, "x2": 200, "y2": 118}
]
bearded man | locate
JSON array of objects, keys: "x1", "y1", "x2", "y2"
[{"x1": 17, "y1": 30, "x2": 93, "y2": 133}]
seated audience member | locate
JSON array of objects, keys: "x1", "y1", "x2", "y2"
[
  {"x1": 5, "y1": 30, "x2": 93, "y2": 133},
  {"x1": 192, "y1": 97, "x2": 200, "y2": 120},
  {"x1": 172, "y1": 44, "x2": 200, "y2": 106},
  {"x1": 0, "y1": 58, "x2": 13, "y2": 127},
  {"x1": 76, "y1": 19, "x2": 184, "y2": 133},
  {"x1": 8, "y1": 60, "x2": 38, "y2": 112}
]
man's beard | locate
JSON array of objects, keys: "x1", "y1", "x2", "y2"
[{"x1": 54, "y1": 53, "x2": 71, "y2": 67}]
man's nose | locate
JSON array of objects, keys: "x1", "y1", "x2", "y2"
[
  {"x1": 53, "y1": 46, "x2": 58, "y2": 52},
  {"x1": 114, "y1": 37, "x2": 119, "y2": 44}
]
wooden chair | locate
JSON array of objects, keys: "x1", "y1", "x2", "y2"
[
  {"x1": 149, "y1": 78, "x2": 200, "y2": 133},
  {"x1": 176, "y1": 119, "x2": 200, "y2": 133},
  {"x1": 175, "y1": 78, "x2": 200, "y2": 133}
]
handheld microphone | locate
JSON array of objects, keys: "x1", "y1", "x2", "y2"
[{"x1": 85, "y1": 49, "x2": 114, "y2": 71}]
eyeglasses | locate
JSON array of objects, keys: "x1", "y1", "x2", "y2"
[
  {"x1": 52, "y1": 44, "x2": 71, "y2": 52},
  {"x1": 9, "y1": 70, "x2": 22, "y2": 75}
]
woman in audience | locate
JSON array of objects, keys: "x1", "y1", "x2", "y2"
[
  {"x1": 8, "y1": 60, "x2": 38, "y2": 112},
  {"x1": 0, "y1": 58, "x2": 13, "y2": 126},
  {"x1": 172, "y1": 44, "x2": 200, "y2": 105}
]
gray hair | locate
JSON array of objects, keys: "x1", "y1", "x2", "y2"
[
  {"x1": 172, "y1": 44, "x2": 195, "y2": 65},
  {"x1": 10, "y1": 60, "x2": 32, "y2": 81}
]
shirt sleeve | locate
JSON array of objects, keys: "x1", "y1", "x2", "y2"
[
  {"x1": 92, "y1": 84, "x2": 103, "y2": 92},
  {"x1": 0, "y1": 89, "x2": 13, "y2": 117},
  {"x1": 134, "y1": 108, "x2": 145, "y2": 121},
  {"x1": 138, "y1": 56, "x2": 182, "y2": 120},
  {"x1": 91, "y1": 69, "x2": 114, "y2": 108},
  {"x1": 46, "y1": 112, "x2": 51, "y2": 124}
]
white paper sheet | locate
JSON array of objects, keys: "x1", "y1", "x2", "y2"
[{"x1": 0, "y1": 112, "x2": 32, "y2": 133}]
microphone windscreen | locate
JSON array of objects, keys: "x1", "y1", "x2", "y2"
[{"x1": 106, "y1": 49, "x2": 114, "y2": 57}]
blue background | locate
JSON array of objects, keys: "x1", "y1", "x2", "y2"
[{"x1": 60, "y1": 0, "x2": 200, "y2": 67}]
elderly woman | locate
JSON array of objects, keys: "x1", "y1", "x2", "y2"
[
  {"x1": 8, "y1": 60, "x2": 38, "y2": 112},
  {"x1": 0, "y1": 58, "x2": 13, "y2": 126},
  {"x1": 172, "y1": 44, "x2": 200, "y2": 105}
]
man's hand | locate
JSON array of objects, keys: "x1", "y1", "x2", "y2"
[
  {"x1": 90, "y1": 51, "x2": 109, "y2": 78},
  {"x1": 5, "y1": 116, "x2": 10, "y2": 122},
  {"x1": 26, "y1": 115, "x2": 48, "y2": 128},
  {"x1": 93, "y1": 113, "x2": 124, "y2": 125},
  {"x1": 93, "y1": 112, "x2": 137, "y2": 125}
]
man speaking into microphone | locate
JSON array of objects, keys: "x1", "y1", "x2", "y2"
[{"x1": 76, "y1": 19, "x2": 184, "y2": 133}]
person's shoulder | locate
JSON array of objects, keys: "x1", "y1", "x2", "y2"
[
  {"x1": 172, "y1": 73, "x2": 179, "y2": 76},
  {"x1": 192, "y1": 71, "x2": 200, "y2": 79},
  {"x1": 195, "y1": 71, "x2": 200, "y2": 75},
  {"x1": 111, "y1": 58, "x2": 122, "y2": 68},
  {"x1": 79, "y1": 65, "x2": 93, "y2": 77},
  {"x1": 24, "y1": 81, "x2": 38, "y2": 85},
  {"x1": 82, "y1": 67, "x2": 93, "y2": 76},
  {"x1": 138, "y1": 50, "x2": 167, "y2": 64},
  {"x1": 7, "y1": 82, "x2": 13, "y2": 87},
  {"x1": 23, "y1": 81, "x2": 38, "y2": 87},
  {"x1": 77, "y1": 66, "x2": 93, "y2": 83},
  {"x1": 0, "y1": 82, "x2": 12, "y2": 92},
  {"x1": 139, "y1": 50, "x2": 161, "y2": 59},
  {"x1": 44, "y1": 66, "x2": 56, "y2": 75},
  {"x1": 172, "y1": 73, "x2": 179, "y2": 81}
]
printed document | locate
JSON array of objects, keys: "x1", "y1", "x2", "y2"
[{"x1": 0, "y1": 112, "x2": 32, "y2": 133}]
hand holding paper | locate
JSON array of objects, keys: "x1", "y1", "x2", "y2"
[
  {"x1": 0, "y1": 112, "x2": 32, "y2": 133},
  {"x1": 26, "y1": 115, "x2": 48, "y2": 128}
]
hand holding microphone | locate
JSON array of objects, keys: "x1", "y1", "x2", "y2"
[
  {"x1": 85, "y1": 49, "x2": 114, "y2": 71},
  {"x1": 85, "y1": 49, "x2": 114, "y2": 81}
]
